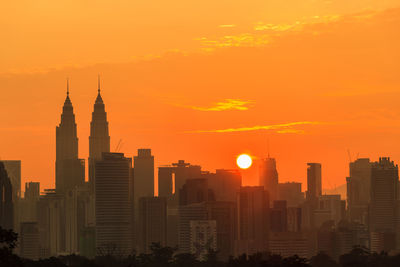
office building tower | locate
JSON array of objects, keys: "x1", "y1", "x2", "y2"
[
  {"x1": 158, "y1": 160, "x2": 202, "y2": 205},
  {"x1": 270, "y1": 200, "x2": 287, "y2": 232},
  {"x1": 167, "y1": 208, "x2": 179, "y2": 248},
  {"x1": 65, "y1": 184, "x2": 93, "y2": 255},
  {"x1": 179, "y1": 178, "x2": 215, "y2": 206},
  {"x1": 138, "y1": 197, "x2": 167, "y2": 253},
  {"x1": 178, "y1": 203, "x2": 208, "y2": 253},
  {"x1": 370, "y1": 157, "x2": 398, "y2": 233},
  {"x1": 314, "y1": 194, "x2": 343, "y2": 228},
  {"x1": 278, "y1": 182, "x2": 304, "y2": 207},
  {"x1": 205, "y1": 201, "x2": 237, "y2": 260},
  {"x1": 20, "y1": 222, "x2": 40, "y2": 260},
  {"x1": 287, "y1": 207, "x2": 302, "y2": 232},
  {"x1": 37, "y1": 189, "x2": 65, "y2": 257},
  {"x1": 55, "y1": 82, "x2": 85, "y2": 194},
  {"x1": 235, "y1": 186, "x2": 269, "y2": 256},
  {"x1": 306, "y1": 163, "x2": 322, "y2": 201},
  {"x1": 208, "y1": 169, "x2": 242, "y2": 202},
  {"x1": 259, "y1": 157, "x2": 279, "y2": 202},
  {"x1": 95, "y1": 153, "x2": 133, "y2": 257},
  {"x1": 0, "y1": 162, "x2": 13, "y2": 230},
  {"x1": 1, "y1": 160, "x2": 22, "y2": 236},
  {"x1": 346, "y1": 158, "x2": 371, "y2": 224},
  {"x1": 134, "y1": 149, "x2": 154, "y2": 209},
  {"x1": 20, "y1": 182, "x2": 40, "y2": 224},
  {"x1": 88, "y1": 78, "x2": 110, "y2": 187},
  {"x1": 190, "y1": 220, "x2": 217, "y2": 260},
  {"x1": 1, "y1": 160, "x2": 21, "y2": 200}
]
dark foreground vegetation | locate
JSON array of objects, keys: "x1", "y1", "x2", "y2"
[{"x1": 2, "y1": 228, "x2": 400, "y2": 267}]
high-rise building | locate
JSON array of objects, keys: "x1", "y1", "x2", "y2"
[
  {"x1": 1, "y1": 160, "x2": 21, "y2": 200},
  {"x1": 190, "y1": 220, "x2": 217, "y2": 260},
  {"x1": 270, "y1": 200, "x2": 287, "y2": 232},
  {"x1": 370, "y1": 157, "x2": 398, "y2": 233},
  {"x1": 235, "y1": 186, "x2": 269, "y2": 256},
  {"x1": 138, "y1": 196, "x2": 167, "y2": 253},
  {"x1": 259, "y1": 157, "x2": 279, "y2": 202},
  {"x1": 179, "y1": 178, "x2": 215, "y2": 206},
  {"x1": 178, "y1": 203, "x2": 208, "y2": 253},
  {"x1": 306, "y1": 163, "x2": 322, "y2": 202},
  {"x1": 277, "y1": 182, "x2": 304, "y2": 207},
  {"x1": 37, "y1": 189, "x2": 65, "y2": 257},
  {"x1": 134, "y1": 149, "x2": 154, "y2": 209},
  {"x1": 208, "y1": 169, "x2": 242, "y2": 202},
  {"x1": 20, "y1": 182, "x2": 40, "y2": 224},
  {"x1": 1, "y1": 160, "x2": 21, "y2": 235},
  {"x1": 158, "y1": 160, "x2": 202, "y2": 206},
  {"x1": 314, "y1": 195, "x2": 343, "y2": 228},
  {"x1": 0, "y1": 162, "x2": 13, "y2": 230},
  {"x1": 88, "y1": 78, "x2": 110, "y2": 187},
  {"x1": 55, "y1": 82, "x2": 85, "y2": 194},
  {"x1": 206, "y1": 201, "x2": 237, "y2": 260},
  {"x1": 95, "y1": 153, "x2": 133, "y2": 257},
  {"x1": 20, "y1": 222, "x2": 40, "y2": 260},
  {"x1": 346, "y1": 158, "x2": 371, "y2": 224},
  {"x1": 287, "y1": 207, "x2": 302, "y2": 232}
]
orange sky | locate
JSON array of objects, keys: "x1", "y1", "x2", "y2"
[{"x1": 1, "y1": 1, "x2": 400, "y2": 194}]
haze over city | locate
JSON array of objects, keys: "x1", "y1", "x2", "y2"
[
  {"x1": 1, "y1": 1, "x2": 400, "y2": 266},
  {"x1": 1, "y1": 1, "x2": 400, "y2": 192}
]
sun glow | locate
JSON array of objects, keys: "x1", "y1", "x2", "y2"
[{"x1": 236, "y1": 154, "x2": 253, "y2": 169}]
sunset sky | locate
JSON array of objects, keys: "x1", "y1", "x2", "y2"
[{"x1": 1, "y1": 0, "x2": 400, "y2": 194}]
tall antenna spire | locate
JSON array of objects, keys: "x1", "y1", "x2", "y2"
[
  {"x1": 267, "y1": 137, "x2": 270, "y2": 158},
  {"x1": 98, "y1": 74, "x2": 101, "y2": 94},
  {"x1": 67, "y1": 77, "x2": 70, "y2": 96}
]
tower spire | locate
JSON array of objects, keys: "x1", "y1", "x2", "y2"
[
  {"x1": 98, "y1": 74, "x2": 101, "y2": 94},
  {"x1": 67, "y1": 77, "x2": 70, "y2": 96}
]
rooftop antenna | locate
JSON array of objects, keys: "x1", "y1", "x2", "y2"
[
  {"x1": 267, "y1": 137, "x2": 270, "y2": 158},
  {"x1": 98, "y1": 74, "x2": 101, "y2": 94},
  {"x1": 66, "y1": 77, "x2": 70, "y2": 96}
]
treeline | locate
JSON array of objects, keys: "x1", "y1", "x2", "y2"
[{"x1": 2, "y1": 228, "x2": 400, "y2": 267}]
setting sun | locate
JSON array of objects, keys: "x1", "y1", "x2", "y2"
[{"x1": 236, "y1": 154, "x2": 253, "y2": 169}]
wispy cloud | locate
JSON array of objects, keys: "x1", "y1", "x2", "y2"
[
  {"x1": 189, "y1": 99, "x2": 254, "y2": 111},
  {"x1": 187, "y1": 121, "x2": 320, "y2": 133},
  {"x1": 198, "y1": 14, "x2": 342, "y2": 49},
  {"x1": 219, "y1": 24, "x2": 236, "y2": 28}
]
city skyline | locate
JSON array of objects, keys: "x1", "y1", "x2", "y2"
[
  {"x1": 2, "y1": 1, "x2": 400, "y2": 264},
  {"x1": 1, "y1": 3, "x2": 400, "y2": 192}
]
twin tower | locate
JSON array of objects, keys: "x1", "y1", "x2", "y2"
[{"x1": 55, "y1": 78, "x2": 110, "y2": 194}]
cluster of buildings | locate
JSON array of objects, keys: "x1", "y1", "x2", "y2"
[{"x1": 1, "y1": 81, "x2": 400, "y2": 261}]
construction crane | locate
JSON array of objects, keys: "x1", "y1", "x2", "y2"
[{"x1": 114, "y1": 139, "x2": 123, "y2": 152}]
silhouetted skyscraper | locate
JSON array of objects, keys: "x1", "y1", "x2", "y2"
[
  {"x1": 89, "y1": 77, "x2": 110, "y2": 187},
  {"x1": 1, "y1": 160, "x2": 21, "y2": 200},
  {"x1": 56, "y1": 81, "x2": 85, "y2": 194},
  {"x1": 95, "y1": 153, "x2": 132, "y2": 256},
  {"x1": 134, "y1": 149, "x2": 154, "y2": 210},
  {"x1": 158, "y1": 160, "x2": 202, "y2": 206},
  {"x1": 179, "y1": 178, "x2": 215, "y2": 206},
  {"x1": 235, "y1": 186, "x2": 269, "y2": 256},
  {"x1": 207, "y1": 169, "x2": 242, "y2": 202},
  {"x1": 346, "y1": 158, "x2": 371, "y2": 224},
  {"x1": 0, "y1": 162, "x2": 13, "y2": 230},
  {"x1": 138, "y1": 196, "x2": 167, "y2": 253},
  {"x1": 259, "y1": 157, "x2": 279, "y2": 202},
  {"x1": 20, "y1": 222, "x2": 40, "y2": 260},
  {"x1": 270, "y1": 200, "x2": 287, "y2": 232},
  {"x1": 370, "y1": 157, "x2": 398, "y2": 233},
  {"x1": 278, "y1": 182, "x2": 304, "y2": 207},
  {"x1": 306, "y1": 163, "x2": 322, "y2": 201}
]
